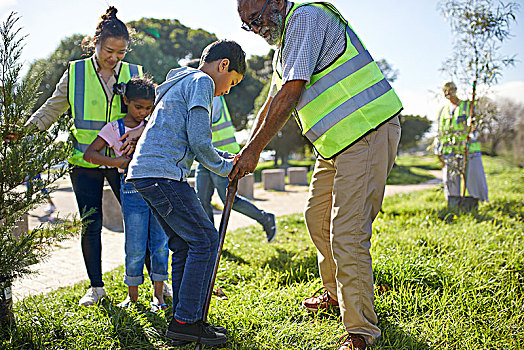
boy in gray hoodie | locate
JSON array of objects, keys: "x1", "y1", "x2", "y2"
[{"x1": 127, "y1": 40, "x2": 245, "y2": 346}]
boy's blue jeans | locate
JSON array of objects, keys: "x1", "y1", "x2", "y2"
[
  {"x1": 120, "y1": 175, "x2": 169, "y2": 286},
  {"x1": 195, "y1": 163, "x2": 267, "y2": 225},
  {"x1": 131, "y1": 178, "x2": 218, "y2": 323}
]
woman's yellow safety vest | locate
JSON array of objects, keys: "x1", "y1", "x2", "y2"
[
  {"x1": 437, "y1": 100, "x2": 481, "y2": 155},
  {"x1": 211, "y1": 96, "x2": 241, "y2": 154},
  {"x1": 273, "y1": 2, "x2": 403, "y2": 159},
  {"x1": 67, "y1": 58, "x2": 142, "y2": 167}
]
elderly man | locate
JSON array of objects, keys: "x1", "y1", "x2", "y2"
[
  {"x1": 234, "y1": 0, "x2": 402, "y2": 348},
  {"x1": 436, "y1": 82, "x2": 488, "y2": 207}
]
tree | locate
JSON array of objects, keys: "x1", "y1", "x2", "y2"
[
  {"x1": 267, "y1": 116, "x2": 308, "y2": 166},
  {"x1": 398, "y1": 114, "x2": 432, "y2": 151},
  {"x1": 226, "y1": 50, "x2": 276, "y2": 131},
  {"x1": 25, "y1": 34, "x2": 86, "y2": 113},
  {"x1": 439, "y1": 0, "x2": 519, "y2": 198},
  {"x1": 512, "y1": 114, "x2": 524, "y2": 165},
  {"x1": 0, "y1": 13, "x2": 77, "y2": 321},
  {"x1": 126, "y1": 18, "x2": 218, "y2": 83},
  {"x1": 247, "y1": 49, "x2": 274, "y2": 82},
  {"x1": 477, "y1": 97, "x2": 523, "y2": 155},
  {"x1": 226, "y1": 71, "x2": 265, "y2": 131},
  {"x1": 376, "y1": 58, "x2": 399, "y2": 83}
]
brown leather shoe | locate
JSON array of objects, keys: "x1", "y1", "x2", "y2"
[
  {"x1": 302, "y1": 287, "x2": 339, "y2": 312},
  {"x1": 337, "y1": 333, "x2": 367, "y2": 350}
]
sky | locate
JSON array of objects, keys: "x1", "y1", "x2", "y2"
[{"x1": 1, "y1": 0, "x2": 524, "y2": 121}]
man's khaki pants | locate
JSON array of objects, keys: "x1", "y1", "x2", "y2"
[{"x1": 304, "y1": 117, "x2": 400, "y2": 344}]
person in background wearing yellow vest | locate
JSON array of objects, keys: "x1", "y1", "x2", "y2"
[
  {"x1": 436, "y1": 82, "x2": 488, "y2": 206},
  {"x1": 197, "y1": 95, "x2": 277, "y2": 242},
  {"x1": 185, "y1": 58, "x2": 277, "y2": 242},
  {"x1": 23, "y1": 7, "x2": 146, "y2": 306},
  {"x1": 235, "y1": 1, "x2": 402, "y2": 348}
]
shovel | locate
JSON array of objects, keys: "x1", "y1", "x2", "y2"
[{"x1": 194, "y1": 175, "x2": 239, "y2": 350}]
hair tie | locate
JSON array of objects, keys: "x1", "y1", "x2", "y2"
[
  {"x1": 113, "y1": 82, "x2": 127, "y2": 96},
  {"x1": 105, "y1": 6, "x2": 118, "y2": 19}
]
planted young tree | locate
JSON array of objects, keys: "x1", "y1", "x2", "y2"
[
  {"x1": 0, "y1": 13, "x2": 76, "y2": 322},
  {"x1": 438, "y1": 0, "x2": 518, "y2": 200}
]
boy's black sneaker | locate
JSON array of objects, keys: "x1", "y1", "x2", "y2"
[
  {"x1": 205, "y1": 322, "x2": 228, "y2": 335},
  {"x1": 166, "y1": 318, "x2": 227, "y2": 346},
  {"x1": 171, "y1": 322, "x2": 228, "y2": 346},
  {"x1": 167, "y1": 318, "x2": 228, "y2": 346}
]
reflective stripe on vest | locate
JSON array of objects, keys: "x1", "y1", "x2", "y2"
[
  {"x1": 211, "y1": 96, "x2": 241, "y2": 154},
  {"x1": 274, "y1": 2, "x2": 403, "y2": 159},
  {"x1": 68, "y1": 58, "x2": 143, "y2": 167},
  {"x1": 438, "y1": 100, "x2": 481, "y2": 154}
]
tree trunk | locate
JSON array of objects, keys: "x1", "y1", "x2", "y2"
[
  {"x1": 490, "y1": 138, "x2": 500, "y2": 156},
  {"x1": 462, "y1": 79, "x2": 477, "y2": 198},
  {"x1": 0, "y1": 275, "x2": 13, "y2": 324}
]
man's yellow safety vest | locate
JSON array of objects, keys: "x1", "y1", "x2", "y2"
[
  {"x1": 273, "y1": 2, "x2": 403, "y2": 159},
  {"x1": 211, "y1": 96, "x2": 241, "y2": 154},
  {"x1": 67, "y1": 58, "x2": 143, "y2": 167},
  {"x1": 437, "y1": 100, "x2": 481, "y2": 155}
]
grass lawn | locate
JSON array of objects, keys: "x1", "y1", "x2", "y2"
[
  {"x1": 386, "y1": 155, "x2": 441, "y2": 185},
  {"x1": 2, "y1": 156, "x2": 523, "y2": 349}
]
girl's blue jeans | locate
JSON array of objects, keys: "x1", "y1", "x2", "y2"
[
  {"x1": 120, "y1": 174, "x2": 169, "y2": 286},
  {"x1": 131, "y1": 178, "x2": 218, "y2": 323}
]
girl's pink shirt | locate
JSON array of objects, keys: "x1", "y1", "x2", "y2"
[{"x1": 97, "y1": 120, "x2": 144, "y2": 172}]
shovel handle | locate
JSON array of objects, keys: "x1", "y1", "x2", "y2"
[{"x1": 194, "y1": 175, "x2": 239, "y2": 350}]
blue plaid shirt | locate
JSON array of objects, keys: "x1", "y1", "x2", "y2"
[{"x1": 270, "y1": 2, "x2": 346, "y2": 97}]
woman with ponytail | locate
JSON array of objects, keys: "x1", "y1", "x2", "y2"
[{"x1": 25, "y1": 7, "x2": 145, "y2": 306}]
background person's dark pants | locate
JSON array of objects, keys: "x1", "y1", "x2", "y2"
[{"x1": 70, "y1": 166, "x2": 121, "y2": 288}]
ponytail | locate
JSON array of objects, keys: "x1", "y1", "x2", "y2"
[
  {"x1": 113, "y1": 82, "x2": 127, "y2": 97},
  {"x1": 113, "y1": 77, "x2": 155, "y2": 102},
  {"x1": 82, "y1": 6, "x2": 132, "y2": 52}
]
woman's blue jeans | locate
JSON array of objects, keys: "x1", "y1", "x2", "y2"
[
  {"x1": 70, "y1": 166, "x2": 121, "y2": 288},
  {"x1": 120, "y1": 175, "x2": 169, "y2": 286},
  {"x1": 131, "y1": 178, "x2": 218, "y2": 323}
]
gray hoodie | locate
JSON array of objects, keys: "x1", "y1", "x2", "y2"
[{"x1": 127, "y1": 67, "x2": 233, "y2": 182}]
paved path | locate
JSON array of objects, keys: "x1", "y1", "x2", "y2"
[{"x1": 13, "y1": 170, "x2": 442, "y2": 300}]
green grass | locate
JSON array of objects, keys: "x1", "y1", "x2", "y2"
[
  {"x1": 386, "y1": 155, "x2": 441, "y2": 185},
  {"x1": 2, "y1": 156, "x2": 523, "y2": 349}
]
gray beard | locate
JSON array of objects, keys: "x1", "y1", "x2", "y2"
[{"x1": 260, "y1": 7, "x2": 283, "y2": 46}]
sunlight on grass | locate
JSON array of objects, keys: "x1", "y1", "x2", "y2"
[{"x1": 2, "y1": 156, "x2": 523, "y2": 349}]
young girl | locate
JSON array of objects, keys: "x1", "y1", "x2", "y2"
[{"x1": 84, "y1": 77, "x2": 169, "y2": 311}]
